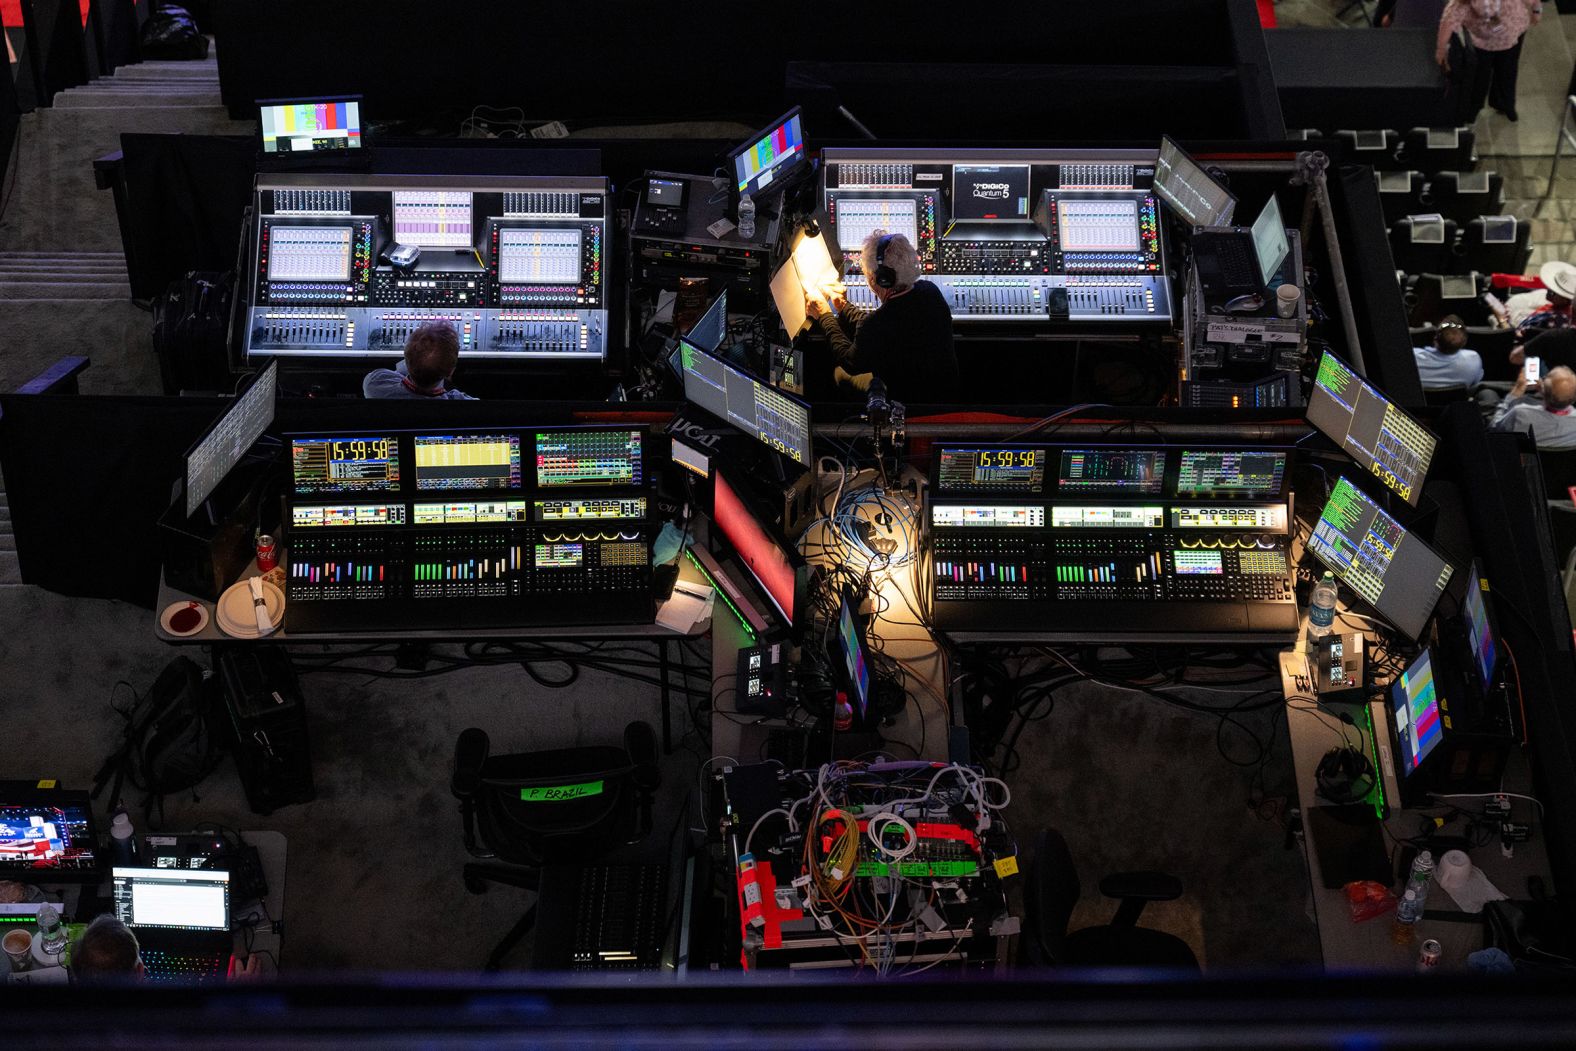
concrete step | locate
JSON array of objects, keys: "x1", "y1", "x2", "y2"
[
  {"x1": 54, "y1": 94, "x2": 226, "y2": 110},
  {"x1": 0, "y1": 270, "x2": 128, "y2": 283},
  {"x1": 0, "y1": 282, "x2": 131, "y2": 299},
  {"x1": 0, "y1": 534, "x2": 14, "y2": 553},
  {"x1": 0, "y1": 552, "x2": 19, "y2": 587}
]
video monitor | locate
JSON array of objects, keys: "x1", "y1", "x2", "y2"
[
  {"x1": 713, "y1": 468, "x2": 801, "y2": 626},
  {"x1": 730, "y1": 107, "x2": 807, "y2": 201},
  {"x1": 1056, "y1": 448, "x2": 1165, "y2": 495},
  {"x1": 951, "y1": 164, "x2": 1031, "y2": 222},
  {"x1": 1462, "y1": 560, "x2": 1499, "y2": 690},
  {"x1": 836, "y1": 589, "x2": 873, "y2": 722},
  {"x1": 1307, "y1": 477, "x2": 1454, "y2": 640},
  {"x1": 935, "y1": 446, "x2": 1048, "y2": 494},
  {"x1": 258, "y1": 96, "x2": 364, "y2": 155},
  {"x1": 266, "y1": 226, "x2": 354, "y2": 283},
  {"x1": 0, "y1": 791, "x2": 102, "y2": 882},
  {"x1": 391, "y1": 190, "x2": 474, "y2": 249},
  {"x1": 498, "y1": 228, "x2": 583, "y2": 285},
  {"x1": 687, "y1": 289, "x2": 728, "y2": 355},
  {"x1": 1391, "y1": 649, "x2": 1444, "y2": 778},
  {"x1": 414, "y1": 434, "x2": 522, "y2": 492},
  {"x1": 534, "y1": 429, "x2": 644, "y2": 488},
  {"x1": 679, "y1": 341, "x2": 812, "y2": 467},
  {"x1": 291, "y1": 435, "x2": 401, "y2": 495},
  {"x1": 112, "y1": 868, "x2": 230, "y2": 931},
  {"x1": 1308, "y1": 349, "x2": 1436, "y2": 506},
  {"x1": 1153, "y1": 135, "x2": 1236, "y2": 228},
  {"x1": 1175, "y1": 449, "x2": 1288, "y2": 497},
  {"x1": 1251, "y1": 194, "x2": 1291, "y2": 287},
  {"x1": 184, "y1": 360, "x2": 278, "y2": 518}
]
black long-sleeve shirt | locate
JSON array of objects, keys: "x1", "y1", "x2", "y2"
[{"x1": 815, "y1": 281, "x2": 959, "y2": 404}]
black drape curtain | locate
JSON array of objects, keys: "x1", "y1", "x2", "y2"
[{"x1": 120, "y1": 132, "x2": 255, "y2": 300}]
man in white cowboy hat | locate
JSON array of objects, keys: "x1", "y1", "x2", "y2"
[{"x1": 1502, "y1": 260, "x2": 1576, "y2": 365}]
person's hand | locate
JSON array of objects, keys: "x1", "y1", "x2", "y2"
[
  {"x1": 1511, "y1": 364, "x2": 1539, "y2": 400},
  {"x1": 805, "y1": 292, "x2": 829, "y2": 320},
  {"x1": 1437, "y1": 54, "x2": 1450, "y2": 75},
  {"x1": 228, "y1": 954, "x2": 264, "y2": 983},
  {"x1": 1510, "y1": 344, "x2": 1526, "y2": 366},
  {"x1": 830, "y1": 292, "x2": 849, "y2": 313}
]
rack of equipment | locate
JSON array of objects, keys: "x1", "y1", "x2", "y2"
[
  {"x1": 281, "y1": 426, "x2": 654, "y2": 632},
  {"x1": 720, "y1": 761, "x2": 1017, "y2": 972},
  {"x1": 820, "y1": 148, "x2": 1172, "y2": 325},
  {"x1": 243, "y1": 174, "x2": 609, "y2": 362},
  {"x1": 929, "y1": 444, "x2": 1298, "y2": 641}
]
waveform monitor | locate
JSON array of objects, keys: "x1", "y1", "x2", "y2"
[
  {"x1": 952, "y1": 164, "x2": 1031, "y2": 222},
  {"x1": 292, "y1": 436, "x2": 401, "y2": 495},
  {"x1": 1153, "y1": 135, "x2": 1235, "y2": 227},
  {"x1": 1308, "y1": 350, "x2": 1436, "y2": 506},
  {"x1": 1307, "y1": 477, "x2": 1454, "y2": 640},
  {"x1": 1175, "y1": 450, "x2": 1287, "y2": 497},
  {"x1": 498, "y1": 228, "x2": 584, "y2": 285},
  {"x1": 534, "y1": 430, "x2": 643, "y2": 488},
  {"x1": 730, "y1": 107, "x2": 806, "y2": 200},
  {"x1": 414, "y1": 434, "x2": 521, "y2": 491},
  {"x1": 936, "y1": 447, "x2": 1047, "y2": 493},
  {"x1": 184, "y1": 360, "x2": 277, "y2": 518},
  {"x1": 1057, "y1": 449, "x2": 1165, "y2": 494},
  {"x1": 259, "y1": 96, "x2": 363, "y2": 154},
  {"x1": 679, "y1": 341, "x2": 812, "y2": 467}
]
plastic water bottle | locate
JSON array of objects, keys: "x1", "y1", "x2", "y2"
[
  {"x1": 1396, "y1": 851, "x2": 1435, "y2": 925},
  {"x1": 737, "y1": 193, "x2": 756, "y2": 240},
  {"x1": 109, "y1": 809, "x2": 138, "y2": 867},
  {"x1": 1308, "y1": 571, "x2": 1338, "y2": 639}
]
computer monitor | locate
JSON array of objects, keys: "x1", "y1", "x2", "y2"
[
  {"x1": 1307, "y1": 349, "x2": 1437, "y2": 507},
  {"x1": 534, "y1": 429, "x2": 644, "y2": 488},
  {"x1": 112, "y1": 867, "x2": 231, "y2": 931},
  {"x1": 414, "y1": 433, "x2": 522, "y2": 491},
  {"x1": 1307, "y1": 476, "x2": 1454, "y2": 640},
  {"x1": 291, "y1": 435, "x2": 402, "y2": 495},
  {"x1": 0, "y1": 790, "x2": 102, "y2": 883},
  {"x1": 1390, "y1": 648, "x2": 1444, "y2": 779},
  {"x1": 835, "y1": 589, "x2": 873, "y2": 722},
  {"x1": 1250, "y1": 194, "x2": 1290, "y2": 287},
  {"x1": 712, "y1": 468, "x2": 802, "y2": 626},
  {"x1": 258, "y1": 96, "x2": 365, "y2": 155},
  {"x1": 687, "y1": 289, "x2": 728, "y2": 355},
  {"x1": 729, "y1": 107, "x2": 807, "y2": 202},
  {"x1": 184, "y1": 360, "x2": 278, "y2": 518},
  {"x1": 1462, "y1": 559, "x2": 1499, "y2": 691},
  {"x1": 951, "y1": 163, "x2": 1032, "y2": 223},
  {"x1": 1153, "y1": 135, "x2": 1236, "y2": 228},
  {"x1": 679, "y1": 341, "x2": 813, "y2": 467}
]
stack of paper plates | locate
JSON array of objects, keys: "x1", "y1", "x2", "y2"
[{"x1": 215, "y1": 580, "x2": 284, "y2": 638}]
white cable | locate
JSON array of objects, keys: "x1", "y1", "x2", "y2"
[
  {"x1": 1429, "y1": 791, "x2": 1545, "y2": 818},
  {"x1": 744, "y1": 807, "x2": 792, "y2": 856},
  {"x1": 866, "y1": 812, "x2": 917, "y2": 859}
]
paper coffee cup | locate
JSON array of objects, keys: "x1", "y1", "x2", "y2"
[
  {"x1": 1276, "y1": 283, "x2": 1301, "y2": 319},
  {"x1": 3, "y1": 928, "x2": 33, "y2": 970}
]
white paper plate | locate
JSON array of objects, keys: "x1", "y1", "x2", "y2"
[
  {"x1": 216, "y1": 579, "x2": 285, "y2": 638},
  {"x1": 159, "y1": 600, "x2": 211, "y2": 638}
]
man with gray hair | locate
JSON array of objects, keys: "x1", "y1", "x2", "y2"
[
  {"x1": 71, "y1": 915, "x2": 145, "y2": 984},
  {"x1": 1492, "y1": 363, "x2": 1576, "y2": 450},
  {"x1": 806, "y1": 230, "x2": 958, "y2": 403}
]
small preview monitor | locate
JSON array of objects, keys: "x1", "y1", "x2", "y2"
[
  {"x1": 679, "y1": 341, "x2": 813, "y2": 467},
  {"x1": 951, "y1": 164, "x2": 1031, "y2": 222},
  {"x1": 644, "y1": 177, "x2": 687, "y2": 208},
  {"x1": 0, "y1": 791, "x2": 102, "y2": 882},
  {"x1": 836, "y1": 589, "x2": 873, "y2": 722},
  {"x1": 687, "y1": 289, "x2": 728, "y2": 355},
  {"x1": 1308, "y1": 349, "x2": 1437, "y2": 506},
  {"x1": 112, "y1": 868, "x2": 231, "y2": 931},
  {"x1": 1307, "y1": 476, "x2": 1454, "y2": 640},
  {"x1": 258, "y1": 96, "x2": 364, "y2": 155},
  {"x1": 534, "y1": 429, "x2": 644, "y2": 488},
  {"x1": 1390, "y1": 649, "x2": 1444, "y2": 778},
  {"x1": 730, "y1": 107, "x2": 807, "y2": 200},
  {"x1": 1153, "y1": 135, "x2": 1236, "y2": 228},
  {"x1": 184, "y1": 360, "x2": 278, "y2": 518},
  {"x1": 713, "y1": 468, "x2": 801, "y2": 626},
  {"x1": 1251, "y1": 194, "x2": 1291, "y2": 287},
  {"x1": 292, "y1": 435, "x2": 402, "y2": 495},
  {"x1": 414, "y1": 433, "x2": 522, "y2": 491},
  {"x1": 1462, "y1": 560, "x2": 1499, "y2": 690}
]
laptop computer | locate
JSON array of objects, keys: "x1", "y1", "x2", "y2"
[
  {"x1": 1191, "y1": 194, "x2": 1291, "y2": 300},
  {"x1": 112, "y1": 867, "x2": 233, "y2": 984}
]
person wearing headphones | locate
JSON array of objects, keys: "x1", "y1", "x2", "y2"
[{"x1": 805, "y1": 230, "x2": 958, "y2": 403}]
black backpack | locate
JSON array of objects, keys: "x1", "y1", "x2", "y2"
[{"x1": 94, "y1": 657, "x2": 225, "y2": 826}]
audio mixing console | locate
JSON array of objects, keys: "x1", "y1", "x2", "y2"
[
  {"x1": 822, "y1": 148, "x2": 1172, "y2": 325},
  {"x1": 244, "y1": 174, "x2": 610, "y2": 362},
  {"x1": 281, "y1": 427, "x2": 654, "y2": 633},
  {"x1": 929, "y1": 444, "x2": 1298, "y2": 640}
]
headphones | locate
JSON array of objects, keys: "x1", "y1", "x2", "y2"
[
  {"x1": 1315, "y1": 746, "x2": 1378, "y2": 806},
  {"x1": 872, "y1": 233, "x2": 897, "y2": 290}
]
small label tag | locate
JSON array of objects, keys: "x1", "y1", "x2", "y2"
[
  {"x1": 530, "y1": 120, "x2": 569, "y2": 139},
  {"x1": 993, "y1": 855, "x2": 1020, "y2": 879},
  {"x1": 520, "y1": 780, "x2": 604, "y2": 802},
  {"x1": 35, "y1": 780, "x2": 57, "y2": 789}
]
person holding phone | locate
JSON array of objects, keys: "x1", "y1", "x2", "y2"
[{"x1": 1492, "y1": 363, "x2": 1576, "y2": 449}]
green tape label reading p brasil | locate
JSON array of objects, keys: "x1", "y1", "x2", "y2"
[{"x1": 520, "y1": 780, "x2": 604, "y2": 802}]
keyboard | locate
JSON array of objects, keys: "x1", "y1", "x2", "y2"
[
  {"x1": 139, "y1": 947, "x2": 229, "y2": 984},
  {"x1": 1211, "y1": 235, "x2": 1257, "y2": 289}
]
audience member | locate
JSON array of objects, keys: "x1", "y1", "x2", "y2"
[
  {"x1": 363, "y1": 322, "x2": 477, "y2": 400},
  {"x1": 1491, "y1": 363, "x2": 1576, "y2": 449},
  {"x1": 1413, "y1": 315, "x2": 1483, "y2": 390}
]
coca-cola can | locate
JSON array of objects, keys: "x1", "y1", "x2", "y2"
[
  {"x1": 256, "y1": 534, "x2": 278, "y2": 573},
  {"x1": 1417, "y1": 938, "x2": 1442, "y2": 972}
]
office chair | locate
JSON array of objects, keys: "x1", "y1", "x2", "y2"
[
  {"x1": 1423, "y1": 384, "x2": 1472, "y2": 407},
  {"x1": 1406, "y1": 272, "x2": 1492, "y2": 327},
  {"x1": 451, "y1": 721, "x2": 661, "y2": 970},
  {"x1": 1019, "y1": 828, "x2": 1201, "y2": 970}
]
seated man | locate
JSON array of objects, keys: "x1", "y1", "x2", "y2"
[
  {"x1": 1412, "y1": 315, "x2": 1482, "y2": 390},
  {"x1": 1491, "y1": 364, "x2": 1576, "y2": 450},
  {"x1": 1503, "y1": 261, "x2": 1576, "y2": 365},
  {"x1": 363, "y1": 321, "x2": 476, "y2": 400},
  {"x1": 70, "y1": 914, "x2": 263, "y2": 985},
  {"x1": 806, "y1": 231, "x2": 958, "y2": 404}
]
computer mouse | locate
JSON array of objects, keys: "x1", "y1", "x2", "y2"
[
  {"x1": 386, "y1": 243, "x2": 420, "y2": 269},
  {"x1": 1224, "y1": 292, "x2": 1265, "y2": 313}
]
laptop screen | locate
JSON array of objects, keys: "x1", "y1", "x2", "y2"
[
  {"x1": 1251, "y1": 195, "x2": 1290, "y2": 287},
  {"x1": 112, "y1": 868, "x2": 231, "y2": 932}
]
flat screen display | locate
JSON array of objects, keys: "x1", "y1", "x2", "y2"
[
  {"x1": 185, "y1": 360, "x2": 278, "y2": 518},
  {"x1": 936, "y1": 447, "x2": 1047, "y2": 493},
  {"x1": 1153, "y1": 135, "x2": 1235, "y2": 227},
  {"x1": 713, "y1": 469, "x2": 797, "y2": 624},
  {"x1": 1463, "y1": 561, "x2": 1498, "y2": 690},
  {"x1": 291, "y1": 436, "x2": 401, "y2": 494},
  {"x1": 1308, "y1": 349, "x2": 1436, "y2": 506},
  {"x1": 1057, "y1": 449, "x2": 1164, "y2": 494},
  {"x1": 731, "y1": 107, "x2": 806, "y2": 199},
  {"x1": 259, "y1": 98, "x2": 363, "y2": 154},
  {"x1": 0, "y1": 796, "x2": 101, "y2": 880},
  {"x1": 1391, "y1": 649, "x2": 1444, "y2": 778},
  {"x1": 837, "y1": 591, "x2": 871, "y2": 720},
  {"x1": 951, "y1": 164, "x2": 1031, "y2": 222}
]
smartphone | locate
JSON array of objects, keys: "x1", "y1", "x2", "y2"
[{"x1": 1526, "y1": 356, "x2": 1542, "y2": 382}]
